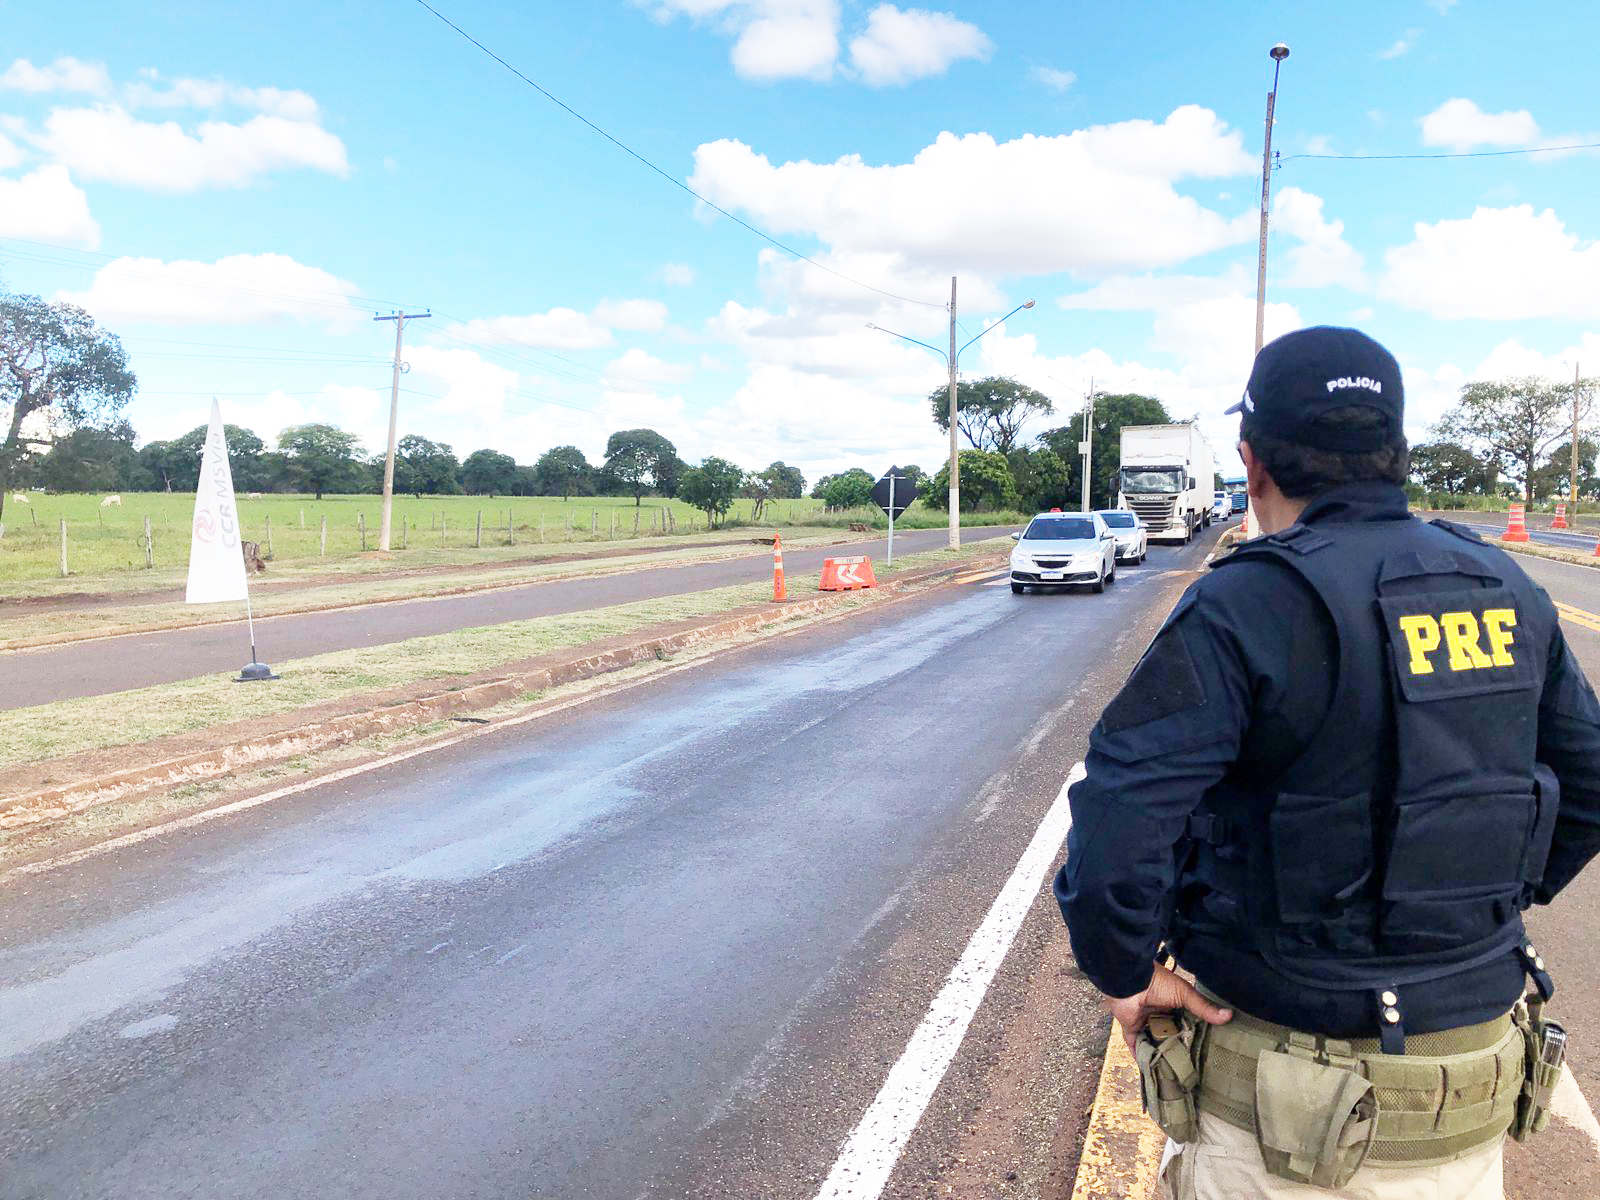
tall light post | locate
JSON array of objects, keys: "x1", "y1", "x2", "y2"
[
  {"x1": 868, "y1": 288, "x2": 1035, "y2": 548},
  {"x1": 1254, "y1": 43, "x2": 1290, "y2": 355}
]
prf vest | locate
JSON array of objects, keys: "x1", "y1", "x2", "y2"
[{"x1": 1174, "y1": 517, "x2": 1558, "y2": 1049}]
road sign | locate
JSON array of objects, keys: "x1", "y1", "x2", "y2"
[{"x1": 871, "y1": 468, "x2": 916, "y2": 518}]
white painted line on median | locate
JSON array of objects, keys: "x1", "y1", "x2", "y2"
[
  {"x1": 813, "y1": 761, "x2": 1084, "y2": 1200},
  {"x1": 1552, "y1": 1065, "x2": 1600, "y2": 1157}
]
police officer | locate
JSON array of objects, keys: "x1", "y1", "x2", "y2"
[{"x1": 1056, "y1": 326, "x2": 1600, "y2": 1198}]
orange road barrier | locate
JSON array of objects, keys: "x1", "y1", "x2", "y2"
[
  {"x1": 1593, "y1": 538, "x2": 1600, "y2": 558},
  {"x1": 772, "y1": 531, "x2": 787, "y2": 601},
  {"x1": 1504, "y1": 502, "x2": 1531, "y2": 542},
  {"x1": 1553, "y1": 502, "x2": 1570, "y2": 530},
  {"x1": 819, "y1": 555, "x2": 877, "y2": 591}
]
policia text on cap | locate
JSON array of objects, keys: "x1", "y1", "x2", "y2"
[{"x1": 1056, "y1": 327, "x2": 1600, "y2": 1198}]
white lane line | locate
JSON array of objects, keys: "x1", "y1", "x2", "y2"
[
  {"x1": 813, "y1": 761, "x2": 1083, "y2": 1200},
  {"x1": 1552, "y1": 1065, "x2": 1600, "y2": 1156},
  {"x1": 495, "y1": 944, "x2": 528, "y2": 966}
]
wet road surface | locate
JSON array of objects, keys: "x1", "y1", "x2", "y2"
[
  {"x1": 1, "y1": 526, "x2": 1014, "y2": 711},
  {"x1": 0, "y1": 532, "x2": 1210, "y2": 1199}
]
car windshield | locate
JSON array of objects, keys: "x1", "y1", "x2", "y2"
[
  {"x1": 1119, "y1": 467, "x2": 1182, "y2": 494},
  {"x1": 1023, "y1": 517, "x2": 1095, "y2": 540},
  {"x1": 1099, "y1": 512, "x2": 1136, "y2": 528}
]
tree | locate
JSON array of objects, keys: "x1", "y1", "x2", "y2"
[
  {"x1": 278, "y1": 424, "x2": 364, "y2": 500},
  {"x1": 394, "y1": 434, "x2": 461, "y2": 496},
  {"x1": 1039, "y1": 392, "x2": 1170, "y2": 510},
  {"x1": 1531, "y1": 437, "x2": 1600, "y2": 501},
  {"x1": 162, "y1": 422, "x2": 268, "y2": 493},
  {"x1": 899, "y1": 464, "x2": 927, "y2": 495},
  {"x1": 1006, "y1": 445, "x2": 1073, "y2": 512},
  {"x1": 1, "y1": 292, "x2": 136, "y2": 518},
  {"x1": 820, "y1": 467, "x2": 875, "y2": 509},
  {"x1": 461, "y1": 448, "x2": 519, "y2": 496},
  {"x1": 760, "y1": 460, "x2": 805, "y2": 499},
  {"x1": 1409, "y1": 440, "x2": 1495, "y2": 496},
  {"x1": 603, "y1": 428, "x2": 681, "y2": 504},
  {"x1": 929, "y1": 376, "x2": 1054, "y2": 454},
  {"x1": 678, "y1": 456, "x2": 744, "y2": 527},
  {"x1": 37, "y1": 419, "x2": 143, "y2": 492},
  {"x1": 921, "y1": 450, "x2": 1020, "y2": 512},
  {"x1": 534, "y1": 445, "x2": 592, "y2": 499},
  {"x1": 1436, "y1": 376, "x2": 1593, "y2": 503}
]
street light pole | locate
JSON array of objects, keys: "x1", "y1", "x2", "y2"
[
  {"x1": 373, "y1": 309, "x2": 431, "y2": 552},
  {"x1": 866, "y1": 292, "x2": 1035, "y2": 550},
  {"x1": 1574, "y1": 360, "x2": 1582, "y2": 505},
  {"x1": 1080, "y1": 377, "x2": 1094, "y2": 513},
  {"x1": 1254, "y1": 43, "x2": 1290, "y2": 355}
]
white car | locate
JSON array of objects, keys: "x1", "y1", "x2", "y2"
[
  {"x1": 1095, "y1": 509, "x2": 1148, "y2": 564},
  {"x1": 1009, "y1": 511, "x2": 1118, "y2": 594},
  {"x1": 1212, "y1": 491, "x2": 1231, "y2": 521}
]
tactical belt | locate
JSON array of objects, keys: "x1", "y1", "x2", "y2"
[{"x1": 1194, "y1": 1006, "x2": 1522, "y2": 1167}]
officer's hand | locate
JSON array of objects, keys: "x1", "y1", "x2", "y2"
[{"x1": 1107, "y1": 964, "x2": 1233, "y2": 1055}]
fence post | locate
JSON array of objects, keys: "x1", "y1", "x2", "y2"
[
  {"x1": 143, "y1": 514, "x2": 153, "y2": 568},
  {"x1": 265, "y1": 515, "x2": 273, "y2": 559},
  {"x1": 475, "y1": 510, "x2": 482, "y2": 548},
  {"x1": 320, "y1": 514, "x2": 327, "y2": 556},
  {"x1": 299, "y1": 508, "x2": 305, "y2": 529},
  {"x1": 59, "y1": 517, "x2": 68, "y2": 577},
  {"x1": 402, "y1": 517, "x2": 408, "y2": 549},
  {"x1": 591, "y1": 509, "x2": 597, "y2": 534},
  {"x1": 442, "y1": 513, "x2": 448, "y2": 545},
  {"x1": 611, "y1": 510, "x2": 616, "y2": 539},
  {"x1": 359, "y1": 511, "x2": 367, "y2": 551},
  {"x1": 539, "y1": 513, "x2": 545, "y2": 543},
  {"x1": 507, "y1": 509, "x2": 514, "y2": 545},
  {"x1": 633, "y1": 509, "x2": 640, "y2": 536}
]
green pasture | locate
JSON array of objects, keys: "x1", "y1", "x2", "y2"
[{"x1": 0, "y1": 491, "x2": 831, "y2": 584}]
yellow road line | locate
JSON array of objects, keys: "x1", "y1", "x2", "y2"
[
  {"x1": 953, "y1": 568, "x2": 1007, "y2": 585},
  {"x1": 1069, "y1": 1027, "x2": 1164, "y2": 1200},
  {"x1": 1555, "y1": 601, "x2": 1600, "y2": 635}
]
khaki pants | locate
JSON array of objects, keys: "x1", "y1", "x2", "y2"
[{"x1": 1157, "y1": 1112, "x2": 1506, "y2": 1200}]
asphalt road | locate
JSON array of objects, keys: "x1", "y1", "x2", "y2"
[
  {"x1": 0, "y1": 528, "x2": 1214, "y2": 1199},
  {"x1": 1454, "y1": 516, "x2": 1600, "y2": 554},
  {"x1": 2, "y1": 526, "x2": 1014, "y2": 711}
]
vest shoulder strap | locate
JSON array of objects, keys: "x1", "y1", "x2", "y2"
[{"x1": 1429, "y1": 517, "x2": 1486, "y2": 545}]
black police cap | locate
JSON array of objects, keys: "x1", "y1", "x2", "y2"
[{"x1": 1226, "y1": 326, "x2": 1404, "y2": 452}]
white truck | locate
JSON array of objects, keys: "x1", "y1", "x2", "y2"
[{"x1": 1116, "y1": 423, "x2": 1215, "y2": 543}]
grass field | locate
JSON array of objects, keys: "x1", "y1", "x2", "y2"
[{"x1": 0, "y1": 491, "x2": 831, "y2": 584}]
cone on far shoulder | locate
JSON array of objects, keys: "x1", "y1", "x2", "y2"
[{"x1": 1503, "y1": 502, "x2": 1531, "y2": 543}]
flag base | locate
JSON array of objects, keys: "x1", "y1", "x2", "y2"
[{"x1": 237, "y1": 661, "x2": 280, "y2": 682}]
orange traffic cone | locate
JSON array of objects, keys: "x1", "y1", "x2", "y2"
[
  {"x1": 1553, "y1": 502, "x2": 1570, "y2": 530},
  {"x1": 1503, "y1": 502, "x2": 1530, "y2": 542},
  {"x1": 772, "y1": 532, "x2": 787, "y2": 601}
]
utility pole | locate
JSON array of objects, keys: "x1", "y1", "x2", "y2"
[
  {"x1": 1254, "y1": 44, "x2": 1290, "y2": 355},
  {"x1": 1080, "y1": 377, "x2": 1095, "y2": 513},
  {"x1": 947, "y1": 276, "x2": 960, "y2": 549},
  {"x1": 373, "y1": 309, "x2": 431, "y2": 552},
  {"x1": 1574, "y1": 361, "x2": 1582, "y2": 505}
]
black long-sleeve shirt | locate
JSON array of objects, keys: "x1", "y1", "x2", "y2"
[{"x1": 1055, "y1": 483, "x2": 1600, "y2": 1035}]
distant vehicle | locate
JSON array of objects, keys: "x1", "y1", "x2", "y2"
[
  {"x1": 1117, "y1": 423, "x2": 1215, "y2": 543},
  {"x1": 1212, "y1": 491, "x2": 1231, "y2": 521},
  {"x1": 1009, "y1": 511, "x2": 1117, "y2": 594},
  {"x1": 1096, "y1": 508, "x2": 1148, "y2": 563},
  {"x1": 1222, "y1": 474, "x2": 1248, "y2": 514}
]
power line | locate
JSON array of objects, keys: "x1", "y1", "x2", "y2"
[
  {"x1": 1282, "y1": 140, "x2": 1600, "y2": 164},
  {"x1": 411, "y1": 0, "x2": 944, "y2": 310}
]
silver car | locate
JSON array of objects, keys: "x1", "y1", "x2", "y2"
[
  {"x1": 1009, "y1": 511, "x2": 1117, "y2": 594},
  {"x1": 1095, "y1": 508, "x2": 1148, "y2": 564}
]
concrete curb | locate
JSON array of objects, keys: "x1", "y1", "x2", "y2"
[
  {"x1": 1491, "y1": 536, "x2": 1600, "y2": 570},
  {"x1": 1070, "y1": 1030, "x2": 1164, "y2": 1200},
  {"x1": 0, "y1": 555, "x2": 1006, "y2": 834}
]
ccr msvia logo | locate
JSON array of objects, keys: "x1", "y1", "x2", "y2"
[{"x1": 1327, "y1": 376, "x2": 1383, "y2": 394}]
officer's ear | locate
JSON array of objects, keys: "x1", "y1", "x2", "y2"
[{"x1": 1240, "y1": 440, "x2": 1273, "y2": 502}]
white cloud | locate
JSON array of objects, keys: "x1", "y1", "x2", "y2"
[
  {"x1": 30, "y1": 104, "x2": 348, "y2": 190},
  {"x1": 603, "y1": 348, "x2": 695, "y2": 389},
  {"x1": 847, "y1": 5, "x2": 993, "y2": 86},
  {"x1": 1378, "y1": 30, "x2": 1421, "y2": 59},
  {"x1": 644, "y1": 0, "x2": 842, "y2": 82},
  {"x1": 0, "y1": 165, "x2": 100, "y2": 248},
  {"x1": 56, "y1": 252, "x2": 361, "y2": 326},
  {"x1": 0, "y1": 57, "x2": 110, "y2": 96},
  {"x1": 1420, "y1": 97, "x2": 1539, "y2": 151},
  {"x1": 1381, "y1": 205, "x2": 1600, "y2": 320},
  {"x1": 406, "y1": 345, "x2": 522, "y2": 419},
  {"x1": 1427, "y1": 0, "x2": 1459, "y2": 13},
  {"x1": 1271, "y1": 186, "x2": 1366, "y2": 290},
  {"x1": 448, "y1": 298, "x2": 670, "y2": 351},
  {"x1": 0, "y1": 132, "x2": 26, "y2": 170},
  {"x1": 689, "y1": 107, "x2": 1257, "y2": 279},
  {"x1": 661, "y1": 262, "x2": 696, "y2": 286},
  {"x1": 123, "y1": 75, "x2": 321, "y2": 121},
  {"x1": 1030, "y1": 65, "x2": 1076, "y2": 92}
]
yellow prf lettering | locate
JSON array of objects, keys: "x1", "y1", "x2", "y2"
[
  {"x1": 1481, "y1": 607, "x2": 1518, "y2": 667},
  {"x1": 1440, "y1": 611, "x2": 1494, "y2": 671},
  {"x1": 1398, "y1": 614, "x2": 1442, "y2": 674}
]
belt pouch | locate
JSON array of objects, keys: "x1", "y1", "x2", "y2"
[
  {"x1": 1254, "y1": 1044, "x2": 1378, "y2": 1189},
  {"x1": 1512, "y1": 1004, "x2": 1560, "y2": 1141},
  {"x1": 1135, "y1": 1015, "x2": 1201, "y2": 1143}
]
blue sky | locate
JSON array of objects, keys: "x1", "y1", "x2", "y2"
[{"x1": 2, "y1": 0, "x2": 1598, "y2": 485}]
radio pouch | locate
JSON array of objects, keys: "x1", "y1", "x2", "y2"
[
  {"x1": 1135, "y1": 1013, "x2": 1201, "y2": 1143},
  {"x1": 1512, "y1": 998, "x2": 1560, "y2": 1141},
  {"x1": 1254, "y1": 1044, "x2": 1378, "y2": 1189}
]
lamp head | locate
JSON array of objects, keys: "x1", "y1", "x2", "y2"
[
  {"x1": 1270, "y1": 43, "x2": 1290, "y2": 61},
  {"x1": 1022, "y1": 299, "x2": 1036, "y2": 309}
]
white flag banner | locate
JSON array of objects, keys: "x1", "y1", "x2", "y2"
[{"x1": 185, "y1": 398, "x2": 249, "y2": 604}]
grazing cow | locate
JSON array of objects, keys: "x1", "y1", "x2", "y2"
[
  {"x1": 246, "y1": 492, "x2": 262, "y2": 500},
  {"x1": 11, "y1": 493, "x2": 28, "y2": 504},
  {"x1": 241, "y1": 541, "x2": 268, "y2": 573},
  {"x1": 101, "y1": 494, "x2": 122, "y2": 507}
]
